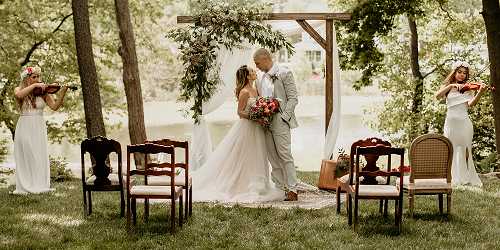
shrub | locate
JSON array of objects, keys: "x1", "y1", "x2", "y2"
[
  {"x1": 0, "y1": 137, "x2": 8, "y2": 165},
  {"x1": 476, "y1": 152, "x2": 499, "y2": 174},
  {"x1": 49, "y1": 156, "x2": 74, "y2": 182}
]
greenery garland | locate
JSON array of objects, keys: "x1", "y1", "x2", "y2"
[{"x1": 167, "y1": 1, "x2": 294, "y2": 123}]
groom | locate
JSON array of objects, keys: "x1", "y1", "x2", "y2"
[{"x1": 254, "y1": 48, "x2": 299, "y2": 201}]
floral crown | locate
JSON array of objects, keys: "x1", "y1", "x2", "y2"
[
  {"x1": 20, "y1": 66, "x2": 42, "y2": 81},
  {"x1": 452, "y1": 61, "x2": 470, "y2": 71}
]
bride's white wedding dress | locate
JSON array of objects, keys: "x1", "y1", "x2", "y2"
[
  {"x1": 444, "y1": 88, "x2": 482, "y2": 187},
  {"x1": 192, "y1": 97, "x2": 284, "y2": 202}
]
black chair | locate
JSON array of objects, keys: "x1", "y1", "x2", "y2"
[{"x1": 81, "y1": 136, "x2": 125, "y2": 217}]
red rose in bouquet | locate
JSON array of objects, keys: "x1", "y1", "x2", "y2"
[{"x1": 249, "y1": 97, "x2": 280, "y2": 129}]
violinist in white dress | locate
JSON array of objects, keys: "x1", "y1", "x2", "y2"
[
  {"x1": 435, "y1": 61, "x2": 485, "y2": 187},
  {"x1": 13, "y1": 66, "x2": 68, "y2": 194}
]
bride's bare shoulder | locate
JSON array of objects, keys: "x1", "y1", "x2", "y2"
[{"x1": 238, "y1": 88, "x2": 250, "y2": 100}]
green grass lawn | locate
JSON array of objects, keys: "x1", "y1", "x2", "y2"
[{"x1": 0, "y1": 172, "x2": 499, "y2": 249}]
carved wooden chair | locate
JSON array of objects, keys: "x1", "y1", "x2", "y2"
[
  {"x1": 345, "y1": 145, "x2": 405, "y2": 233},
  {"x1": 337, "y1": 138, "x2": 391, "y2": 215},
  {"x1": 144, "y1": 139, "x2": 192, "y2": 221},
  {"x1": 398, "y1": 134, "x2": 453, "y2": 217},
  {"x1": 81, "y1": 136, "x2": 124, "y2": 217},
  {"x1": 126, "y1": 143, "x2": 184, "y2": 233}
]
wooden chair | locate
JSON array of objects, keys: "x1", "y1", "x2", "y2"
[
  {"x1": 143, "y1": 139, "x2": 192, "y2": 220},
  {"x1": 337, "y1": 138, "x2": 391, "y2": 215},
  {"x1": 81, "y1": 136, "x2": 125, "y2": 217},
  {"x1": 399, "y1": 134, "x2": 453, "y2": 217},
  {"x1": 126, "y1": 143, "x2": 184, "y2": 233},
  {"x1": 345, "y1": 145, "x2": 404, "y2": 233}
]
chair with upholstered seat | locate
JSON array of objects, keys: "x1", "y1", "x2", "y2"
[
  {"x1": 126, "y1": 143, "x2": 184, "y2": 233},
  {"x1": 345, "y1": 145, "x2": 405, "y2": 233},
  {"x1": 337, "y1": 138, "x2": 392, "y2": 215},
  {"x1": 399, "y1": 134, "x2": 453, "y2": 217},
  {"x1": 143, "y1": 139, "x2": 191, "y2": 220},
  {"x1": 81, "y1": 136, "x2": 125, "y2": 217}
]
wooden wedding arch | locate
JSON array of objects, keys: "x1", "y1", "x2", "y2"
[{"x1": 178, "y1": 13, "x2": 352, "y2": 133}]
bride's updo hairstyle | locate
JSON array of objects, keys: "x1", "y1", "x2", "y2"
[{"x1": 235, "y1": 65, "x2": 250, "y2": 98}]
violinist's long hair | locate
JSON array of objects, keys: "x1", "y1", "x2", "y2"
[
  {"x1": 441, "y1": 65, "x2": 469, "y2": 97},
  {"x1": 235, "y1": 65, "x2": 250, "y2": 99},
  {"x1": 17, "y1": 66, "x2": 41, "y2": 109},
  {"x1": 444, "y1": 66, "x2": 469, "y2": 86}
]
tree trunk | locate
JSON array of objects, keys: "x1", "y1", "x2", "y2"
[
  {"x1": 72, "y1": 0, "x2": 106, "y2": 138},
  {"x1": 482, "y1": 0, "x2": 500, "y2": 154},
  {"x1": 408, "y1": 14, "x2": 424, "y2": 142},
  {"x1": 114, "y1": 0, "x2": 147, "y2": 166}
]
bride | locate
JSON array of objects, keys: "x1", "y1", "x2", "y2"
[{"x1": 192, "y1": 65, "x2": 284, "y2": 202}]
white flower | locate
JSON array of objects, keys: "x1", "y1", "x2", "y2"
[{"x1": 452, "y1": 61, "x2": 470, "y2": 70}]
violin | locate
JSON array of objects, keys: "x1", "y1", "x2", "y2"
[
  {"x1": 33, "y1": 83, "x2": 78, "y2": 96},
  {"x1": 459, "y1": 82, "x2": 495, "y2": 93}
]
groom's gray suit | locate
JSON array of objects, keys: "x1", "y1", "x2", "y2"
[{"x1": 256, "y1": 64, "x2": 299, "y2": 193}]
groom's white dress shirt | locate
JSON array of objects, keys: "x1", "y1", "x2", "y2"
[{"x1": 260, "y1": 64, "x2": 278, "y2": 97}]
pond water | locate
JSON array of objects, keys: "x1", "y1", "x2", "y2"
[{"x1": 2, "y1": 96, "x2": 384, "y2": 173}]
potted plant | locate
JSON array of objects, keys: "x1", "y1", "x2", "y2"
[{"x1": 335, "y1": 148, "x2": 350, "y2": 178}]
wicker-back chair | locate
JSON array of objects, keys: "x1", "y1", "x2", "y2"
[{"x1": 400, "y1": 134, "x2": 453, "y2": 216}]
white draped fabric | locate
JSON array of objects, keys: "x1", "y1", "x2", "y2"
[
  {"x1": 323, "y1": 23, "x2": 342, "y2": 159},
  {"x1": 190, "y1": 22, "x2": 342, "y2": 169}
]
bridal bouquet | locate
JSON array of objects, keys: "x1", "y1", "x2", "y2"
[{"x1": 249, "y1": 97, "x2": 280, "y2": 129}]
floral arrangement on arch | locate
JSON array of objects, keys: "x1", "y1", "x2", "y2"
[{"x1": 167, "y1": 0, "x2": 294, "y2": 123}]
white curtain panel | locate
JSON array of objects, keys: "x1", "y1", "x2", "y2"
[{"x1": 324, "y1": 23, "x2": 342, "y2": 160}]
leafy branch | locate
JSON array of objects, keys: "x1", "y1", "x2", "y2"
[{"x1": 167, "y1": 1, "x2": 294, "y2": 123}]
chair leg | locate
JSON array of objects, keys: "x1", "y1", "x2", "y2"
[
  {"x1": 88, "y1": 191, "x2": 92, "y2": 215},
  {"x1": 120, "y1": 188, "x2": 125, "y2": 218},
  {"x1": 126, "y1": 196, "x2": 131, "y2": 232},
  {"x1": 83, "y1": 188, "x2": 88, "y2": 216},
  {"x1": 438, "y1": 194, "x2": 444, "y2": 215},
  {"x1": 189, "y1": 186, "x2": 193, "y2": 217},
  {"x1": 447, "y1": 193, "x2": 452, "y2": 215},
  {"x1": 395, "y1": 199, "x2": 399, "y2": 226},
  {"x1": 171, "y1": 198, "x2": 176, "y2": 234},
  {"x1": 347, "y1": 194, "x2": 352, "y2": 226},
  {"x1": 132, "y1": 198, "x2": 137, "y2": 226},
  {"x1": 409, "y1": 193, "x2": 414, "y2": 218},
  {"x1": 353, "y1": 197, "x2": 359, "y2": 231},
  {"x1": 398, "y1": 197, "x2": 403, "y2": 233},
  {"x1": 179, "y1": 194, "x2": 183, "y2": 227},
  {"x1": 336, "y1": 186, "x2": 341, "y2": 214},
  {"x1": 144, "y1": 198, "x2": 149, "y2": 222},
  {"x1": 184, "y1": 188, "x2": 189, "y2": 220},
  {"x1": 379, "y1": 199, "x2": 383, "y2": 214},
  {"x1": 383, "y1": 199, "x2": 388, "y2": 217}
]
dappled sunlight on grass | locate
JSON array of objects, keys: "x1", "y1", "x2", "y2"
[{"x1": 23, "y1": 213, "x2": 84, "y2": 227}]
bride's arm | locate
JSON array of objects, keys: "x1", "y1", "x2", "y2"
[{"x1": 237, "y1": 90, "x2": 250, "y2": 119}]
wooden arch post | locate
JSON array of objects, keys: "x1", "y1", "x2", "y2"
[{"x1": 177, "y1": 13, "x2": 351, "y2": 134}]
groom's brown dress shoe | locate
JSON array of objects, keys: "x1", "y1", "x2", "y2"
[{"x1": 284, "y1": 191, "x2": 298, "y2": 201}]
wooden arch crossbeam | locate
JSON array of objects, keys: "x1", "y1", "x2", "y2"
[{"x1": 177, "y1": 13, "x2": 352, "y2": 134}]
